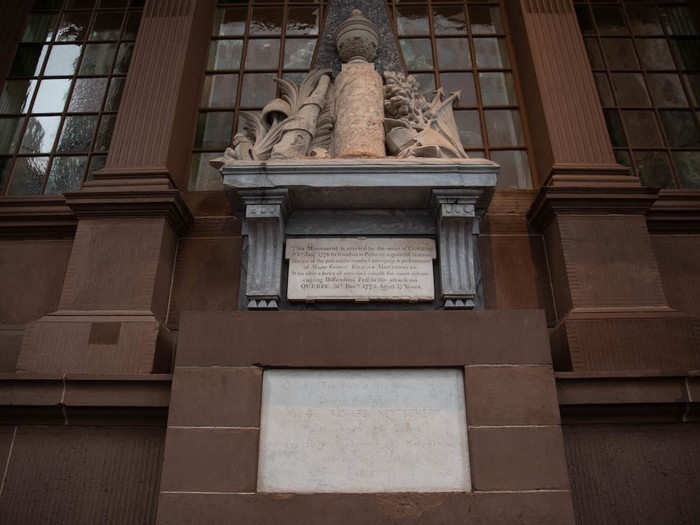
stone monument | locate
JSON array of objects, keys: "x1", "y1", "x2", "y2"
[{"x1": 213, "y1": 8, "x2": 498, "y2": 310}]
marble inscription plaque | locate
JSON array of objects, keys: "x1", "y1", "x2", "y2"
[
  {"x1": 285, "y1": 237, "x2": 436, "y2": 301},
  {"x1": 257, "y1": 369, "x2": 470, "y2": 493}
]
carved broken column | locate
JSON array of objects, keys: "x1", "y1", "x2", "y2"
[
  {"x1": 240, "y1": 190, "x2": 288, "y2": 310},
  {"x1": 433, "y1": 190, "x2": 481, "y2": 309},
  {"x1": 333, "y1": 9, "x2": 385, "y2": 158}
]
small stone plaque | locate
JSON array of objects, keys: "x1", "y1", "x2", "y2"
[{"x1": 285, "y1": 237, "x2": 436, "y2": 302}]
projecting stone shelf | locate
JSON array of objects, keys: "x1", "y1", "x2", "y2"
[
  {"x1": 222, "y1": 158, "x2": 498, "y2": 210},
  {"x1": 222, "y1": 158, "x2": 499, "y2": 311}
]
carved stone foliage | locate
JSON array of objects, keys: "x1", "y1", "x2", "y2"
[
  {"x1": 210, "y1": 69, "x2": 333, "y2": 167},
  {"x1": 384, "y1": 71, "x2": 468, "y2": 160}
]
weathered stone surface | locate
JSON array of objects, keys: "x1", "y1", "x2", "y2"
[
  {"x1": 313, "y1": 0, "x2": 403, "y2": 77},
  {"x1": 257, "y1": 368, "x2": 469, "y2": 493},
  {"x1": 334, "y1": 61, "x2": 385, "y2": 158},
  {"x1": 286, "y1": 237, "x2": 436, "y2": 302}
]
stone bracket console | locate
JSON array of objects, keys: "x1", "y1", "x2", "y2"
[{"x1": 223, "y1": 159, "x2": 498, "y2": 310}]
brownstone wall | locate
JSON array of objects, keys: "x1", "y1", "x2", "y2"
[
  {"x1": 564, "y1": 424, "x2": 700, "y2": 525},
  {"x1": 0, "y1": 425, "x2": 164, "y2": 524}
]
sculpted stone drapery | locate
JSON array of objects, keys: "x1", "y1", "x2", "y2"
[{"x1": 210, "y1": 9, "x2": 471, "y2": 167}]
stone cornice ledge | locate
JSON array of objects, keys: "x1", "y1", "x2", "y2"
[
  {"x1": 0, "y1": 196, "x2": 77, "y2": 238},
  {"x1": 222, "y1": 158, "x2": 499, "y2": 211},
  {"x1": 647, "y1": 189, "x2": 700, "y2": 233}
]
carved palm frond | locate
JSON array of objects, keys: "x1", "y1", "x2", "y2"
[
  {"x1": 238, "y1": 111, "x2": 268, "y2": 144},
  {"x1": 429, "y1": 92, "x2": 468, "y2": 159}
]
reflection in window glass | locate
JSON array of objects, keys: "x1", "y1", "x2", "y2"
[
  {"x1": 578, "y1": 0, "x2": 700, "y2": 188},
  {"x1": 0, "y1": 0, "x2": 142, "y2": 195}
]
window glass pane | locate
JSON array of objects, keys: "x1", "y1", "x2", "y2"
[
  {"x1": 194, "y1": 111, "x2": 234, "y2": 149},
  {"x1": 576, "y1": 5, "x2": 594, "y2": 35},
  {"x1": 214, "y1": 7, "x2": 246, "y2": 36},
  {"x1": 621, "y1": 110, "x2": 663, "y2": 147},
  {"x1": 647, "y1": 74, "x2": 688, "y2": 107},
  {"x1": 189, "y1": 152, "x2": 224, "y2": 191},
  {"x1": 284, "y1": 39, "x2": 316, "y2": 69},
  {"x1": 400, "y1": 39, "x2": 433, "y2": 70},
  {"x1": 68, "y1": 78, "x2": 108, "y2": 112},
  {"x1": 672, "y1": 39, "x2": 700, "y2": 70},
  {"x1": 485, "y1": 110, "x2": 525, "y2": 146},
  {"x1": 76, "y1": 43, "x2": 114, "y2": 75},
  {"x1": 5, "y1": 156, "x2": 49, "y2": 195},
  {"x1": 593, "y1": 6, "x2": 628, "y2": 35},
  {"x1": 491, "y1": 150, "x2": 531, "y2": 189},
  {"x1": 0, "y1": 80, "x2": 38, "y2": 114},
  {"x1": 627, "y1": 6, "x2": 662, "y2": 36},
  {"x1": 601, "y1": 38, "x2": 639, "y2": 69},
  {"x1": 240, "y1": 73, "x2": 276, "y2": 107},
  {"x1": 113, "y1": 43, "x2": 134, "y2": 74},
  {"x1": 201, "y1": 74, "x2": 238, "y2": 108},
  {"x1": 661, "y1": 7, "x2": 698, "y2": 36},
  {"x1": 44, "y1": 44, "x2": 82, "y2": 75},
  {"x1": 86, "y1": 154, "x2": 106, "y2": 180},
  {"x1": 286, "y1": 7, "x2": 319, "y2": 36},
  {"x1": 594, "y1": 73, "x2": 614, "y2": 106},
  {"x1": 634, "y1": 151, "x2": 675, "y2": 188},
  {"x1": 21, "y1": 13, "x2": 57, "y2": 42},
  {"x1": 0, "y1": 118, "x2": 25, "y2": 154},
  {"x1": 432, "y1": 5, "x2": 465, "y2": 35},
  {"x1": 208, "y1": 39, "x2": 243, "y2": 70},
  {"x1": 473, "y1": 38, "x2": 510, "y2": 68},
  {"x1": 397, "y1": 5, "x2": 430, "y2": 35},
  {"x1": 245, "y1": 39, "x2": 280, "y2": 70},
  {"x1": 31, "y1": 78, "x2": 71, "y2": 113},
  {"x1": 55, "y1": 12, "x2": 90, "y2": 42},
  {"x1": 123, "y1": 12, "x2": 142, "y2": 40},
  {"x1": 104, "y1": 77, "x2": 125, "y2": 111},
  {"x1": 20, "y1": 115, "x2": 61, "y2": 154},
  {"x1": 614, "y1": 150, "x2": 632, "y2": 169},
  {"x1": 440, "y1": 73, "x2": 476, "y2": 106},
  {"x1": 454, "y1": 110, "x2": 482, "y2": 147},
  {"x1": 57, "y1": 114, "x2": 98, "y2": 152},
  {"x1": 604, "y1": 109, "x2": 627, "y2": 147},
  {"x1": 686, "y1": 74, "x2": 700, "y2": 106},
  {"x1": 469, "y1": 6, "x2": 503, "y2": 34},
  {"x1": 0, "y1": 158, "x2": 11, "y2": 190},
  {"x1": 637, "y1": 39, "x2": 675, "y2": 70},
  {"x1": 479, "y1": 72, "x2": 517, "y2": 106},
  {"x1": 94, "y1": 114, "x2": 116, "y2": 152},
  {"x1": 250, "y1": 7, "x2": 283, "y2": 35},
  {"x1": 674, "y1": 151, "x2": 700, "y2": 188},
  {"x1": 659, "y1": 110, "x2": 700, "y2": 148},
  {"x1": 412, "y1": 73, "x2": 435, "y2": 97},
  {"x1": 66, "y1": 0, "x2": 97, "y2": 7},
  {"x1": 11, "y1": 45, "x2": 49, "y2": 77},
  {"x1": 436, "y1": 38, "x2": 470, "y2": 69},
  {"x1": 584, "y1": 38, "x2": 604, "y2": 69},
  {"x1": 611, "y1": 73, "x2": 650, "y2": 106},
  {"x1": 44, "y1": 155, "x2": 87, "y2": 194},
  {"x1": 90, "y1": 12, "x2": 124, "y2": 40}
]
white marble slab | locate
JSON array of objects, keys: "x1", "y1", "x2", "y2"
[
  {"x1": 285, "y1": 237, "x2": 436, "y2": 302},
  {"x1": 257, "y1": 369, "x2": 471, "y2": 493}
]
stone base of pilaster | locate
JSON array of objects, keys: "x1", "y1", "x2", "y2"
[{"x1": 18, "y1": 311, "x2": 174, "y2": 374}]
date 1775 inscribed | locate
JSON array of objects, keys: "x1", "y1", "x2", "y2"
[{"x1": 285, "y1": 238, "x2": 436, "y2": 302}]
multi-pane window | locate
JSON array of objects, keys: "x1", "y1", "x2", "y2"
[
  {"x1": 388, "y1": 0, "x2": 533, "y2": 188},
  {"x1": 190, "y1": 0, "x2": 328, "y2": 190},
  {"x1": 576, "y1": 0, "x2": 700, "y2": 188},
  {"x1": 0, "y1": 0, "x2": 142, "y2": 196}
]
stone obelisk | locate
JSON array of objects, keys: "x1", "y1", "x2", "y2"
[{"x1": 333, "y1": 10, "x2": 385, "y2": 158}]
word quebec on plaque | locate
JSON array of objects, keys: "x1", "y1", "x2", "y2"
[{"x1": 285, "y1": 237, "x2": 436, "y2": 302}]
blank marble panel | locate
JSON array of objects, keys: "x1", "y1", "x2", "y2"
[{"x1": 258, "y1": 368, "x2": 470, "y2": 493}]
